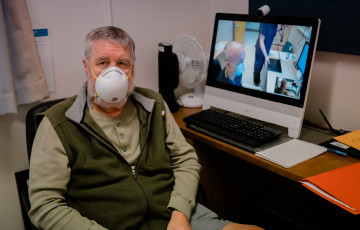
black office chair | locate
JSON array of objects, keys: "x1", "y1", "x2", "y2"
[
  {"x1": 17, "y1": 98, "x2": 208, "y2": 229},
  {"x1": 16, "y1": 98, "x2": 65, "y2": 230},
  {"x1": 25, "y1": 98, "x2": 67, "y2": 162}
]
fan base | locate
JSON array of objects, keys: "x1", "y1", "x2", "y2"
[{"x1": 177, "y1": 93, "x2": 203, "y2": 108}]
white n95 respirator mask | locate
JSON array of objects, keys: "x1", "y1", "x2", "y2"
[{"x1": 90, "y1": 66, "x2": 132, "y2": 103}]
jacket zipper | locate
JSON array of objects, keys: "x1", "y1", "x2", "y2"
[
  {"x1": 131, "y1": 168, "x2": 151, "y2": 230},
  {"x1": 131, "y1": 168, "x2": 137, "y2": 179}
]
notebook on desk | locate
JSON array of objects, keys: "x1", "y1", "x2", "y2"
[{"x1": 255, "y1": 139, "x2": 327, "y2": 168}]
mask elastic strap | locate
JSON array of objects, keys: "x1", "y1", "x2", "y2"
[
  {"x1": 89, "y1": 64, "x2": 99, "y2": 81},
  {"x1": 229, "y1": 62, "x2": 237, "y2": 68},
  {"x1": 89, "y1": 64, "x2": 101, "y2": 97},
  {"x1": 125, "y1": 69, "x2": 133, "y2": 95},
  {"x1": 228, "y1": 62, "x2": 237, "y2": 77},
  {"x1": 126, "y1": 69, "x2": 132, "y2": 79}
]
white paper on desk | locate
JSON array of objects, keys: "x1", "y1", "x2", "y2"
[
  {"x1": 34, "y1": 28, "x2": 56, "y2": 92},
  {"x1": 301, "y1": 181, "x2": 356, "y2": 211},
  {"x1": 255, "y1": 139, "x2": 327, "y2": 168}
]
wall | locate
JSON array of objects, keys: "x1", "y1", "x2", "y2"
[
  {"x1": 0, "y1": 0, "x2": 359, "y2": 229},
  {"x1": 305, "y1": 51, "x2": 360, "y2": 131},
  {"x1": 0, "y1": 0, "x2": 247, "y2": 229}
]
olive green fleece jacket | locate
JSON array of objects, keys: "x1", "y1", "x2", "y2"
[{"x1": 28, "y1": 83, "x2": 201, "y2": 230}]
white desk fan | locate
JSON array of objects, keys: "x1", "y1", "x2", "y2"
[{"x1": 172, "y1": 34, "x2": 207, "y2": 107}]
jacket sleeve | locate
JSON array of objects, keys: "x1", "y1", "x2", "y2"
[
  {"x1": 28, "y1": 117, "x2": 107, "y2": 230},
  {"x1": 164, "y1": 103, "x2": 202, "y2": 219}
]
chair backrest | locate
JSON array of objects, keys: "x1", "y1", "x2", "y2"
[{"x1": 25, "y1": 98, "x2": 66, "y2": 161}]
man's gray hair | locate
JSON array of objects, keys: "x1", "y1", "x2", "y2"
[{"x1": 85, "y1": 26, "x2": 135, "y2": 61}]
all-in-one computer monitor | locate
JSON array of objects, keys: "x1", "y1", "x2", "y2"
[{"x1": 203, "y1": 13, "x2": 320, "y2": 138}]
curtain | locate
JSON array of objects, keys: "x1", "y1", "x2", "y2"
[{"x1": 0, "y1": 0, "x2": 49, "y2": 115}]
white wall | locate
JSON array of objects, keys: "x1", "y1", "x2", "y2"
[
  {"x1": 305, "y1": 51, "x2": 360, "y2": 131},
  {"x1": 0, "y1": 0, "x2": 359, "y2": 229}
]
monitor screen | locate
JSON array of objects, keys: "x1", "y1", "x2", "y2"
[{"x1": 203, "y1": 13, "x2": 320, "y2": 138}]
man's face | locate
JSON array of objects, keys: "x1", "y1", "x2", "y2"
[
  {"x1": 83, "y1": 40, "x2": 134, "y2": 91},
  {"x1": 229, "y1": 54, "x2": 244, "y2": 73},
  {"x1": 227, "y1": 47, "x2": 245, "y2": 76}
]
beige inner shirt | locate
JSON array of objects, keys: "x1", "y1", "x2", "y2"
[{"x1": 89, "y1": 99, "x2": 140, "y2": 166}]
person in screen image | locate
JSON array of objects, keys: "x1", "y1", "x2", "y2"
[
  {"x1": 211, "y1": 58, "x2": 222, "y2": 80},
  {"x1": 274, "y1": 79, "x2": 288, "y2": 96},
  {"x1": 253, "y1": 24, "x2": 286, "y2": 86},
  {"x1": 216, "y1": 41, "x2": 245, "y2": 86},
  {"x1": 28, "y1": 26, "x2": 264, "y2": 230}
]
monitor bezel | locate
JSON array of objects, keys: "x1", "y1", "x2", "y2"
[{"x1": 206, "y1": 13, "x2": 320, "y2": 108}]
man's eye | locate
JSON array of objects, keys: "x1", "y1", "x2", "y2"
[{"x1": 98, "y1": 61, "x2": 106, "y2": 66}]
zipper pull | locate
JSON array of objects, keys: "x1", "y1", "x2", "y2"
[{"x1": 131, "y1": 168, "x2": 137, "y2": 179}]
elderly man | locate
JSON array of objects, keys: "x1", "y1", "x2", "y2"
[
  {"x1": 216, "y1": 41, "x2": 245, "y2": 86},
  {"x1": 28, "y1": 26, "x2": 263, "y2": 230}
]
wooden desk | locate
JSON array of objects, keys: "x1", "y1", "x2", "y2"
[
  {"x1": 173, "y1": 107, "x2": 360, "y2": 229},
  {"x1": 173, "y1": 107, "x2": 359, "y2": 181}
]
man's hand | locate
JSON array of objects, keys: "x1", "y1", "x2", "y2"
[
  {"x1": 167, "y1": 209, "x2": 191, "y2": 230},
  {"x1": 223, "y1": 223, "x2": 264, "y2": 230},
  {"x1": 264, "y1": 55, "x2": 270, "y2": 65}
]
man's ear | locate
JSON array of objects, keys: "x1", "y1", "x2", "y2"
[
  {"x1": 83, "y1": 58, "x2": 88, "y2": 72},
  {"x1": 225, "y1": 60, "x2": 230, "y2": 68}
]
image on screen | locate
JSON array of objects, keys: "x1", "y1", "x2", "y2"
[
  {"x1": 207, "y1": 16, "x2": 316, "y2": 105},
  {"x1": 297, "y1": 41, "x2": 309, "y2": 75}
]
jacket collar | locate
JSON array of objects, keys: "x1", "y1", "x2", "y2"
[{"x1": 65, "y1": 81, "x2": 155, "y2": 123}]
